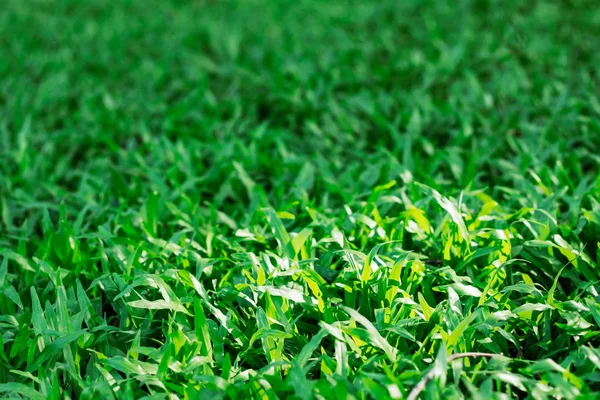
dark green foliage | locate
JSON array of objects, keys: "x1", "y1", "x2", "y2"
[{"x1": 1, "y1": 0, "x2": 600, "y2": 398}]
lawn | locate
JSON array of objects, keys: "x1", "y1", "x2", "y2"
[{"x1": 1, "y1": 0, "x2": 600, "y2": 398}]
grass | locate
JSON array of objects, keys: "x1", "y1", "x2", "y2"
[{"x1": 1, "y1": 0, "x2": 600, "y2": 398}]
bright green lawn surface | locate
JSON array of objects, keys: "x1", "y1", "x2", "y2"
[{"x1": 1, "y1": 0, "x2": 600, "y2": 398}]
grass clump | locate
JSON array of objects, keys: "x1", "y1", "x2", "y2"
[{"x1": 1, "y1": 0, "x2": 600, "y2": 398}]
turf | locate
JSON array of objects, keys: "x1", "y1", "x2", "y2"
[{"x1": 1, "y1": 0, "x2": 600, "y2": 398}]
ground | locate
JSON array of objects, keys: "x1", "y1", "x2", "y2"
[{"x1": 1, "y1": 0, "x2": 600, "y2": 398}]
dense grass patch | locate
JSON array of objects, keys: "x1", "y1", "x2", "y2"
[{"x1": 1, "y1": 0, "x2": 600, "y2": 398}]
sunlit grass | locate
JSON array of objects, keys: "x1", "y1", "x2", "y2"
[{"x1": 1, "y1": 0, "x2": 600, "y2": 398}]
